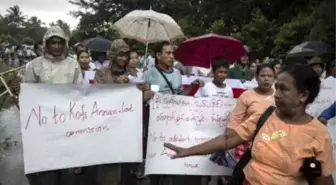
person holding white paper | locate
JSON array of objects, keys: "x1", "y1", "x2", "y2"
[
  {"x1": 142, "y1": 41, "x2": 204, "y2": 185},
  {"x1": 194, "y1": 57, "x2": 233, "y2": 185},
  {"x1": 22, "y1": 26, "x2": 83, "y2": 185},
  {"x1": 94, "y1": 39, "x2": 149, "y2": 185}
]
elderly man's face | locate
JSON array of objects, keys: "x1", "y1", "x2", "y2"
[{"x1": 46, "y1": 36, "x2": 65, "y2": 57}]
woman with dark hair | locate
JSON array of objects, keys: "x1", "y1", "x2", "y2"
[
  {"x1": 128, "y1": 50, "x2": 140, "y2": 77},
  {"x1": 225, "y1": 63, "x2": 276, "y2": 167},
  {"x1": 76, "y1": 50, "x2": 96, "y2": 79},
  {"x1": 75, "y1": 43, "x2": 88, "y2": 53},
  {"x1": 164, "y1": 64, "x2": 334, "y2": 185},
  {"x1": 249, "y1": 61, "x2": 257, "y2": 81},
  {"x1": 271, "y1": 60, "x2": 281, "y2": 78}
]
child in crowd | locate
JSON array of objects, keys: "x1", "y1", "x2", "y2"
[
  {"x1": 195, "y1": 57, "x2": 233, "y2": 98},
  {"x1": 195, "y1": 57, "x2": 233, "y2": 185}
]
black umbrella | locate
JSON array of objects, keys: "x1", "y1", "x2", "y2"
[
  {"x1": 82, "y1": 37, "x2": 112, "y2": 52},
  {"x1": 287, "y1": 41, "x2": 334, "y2": 58}
]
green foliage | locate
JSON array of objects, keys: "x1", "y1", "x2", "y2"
[
  {"x1": 206, "y1": 20, "x2": 225, "y2": 34},
  {"x1": 0, "y1": 35, "x2": 19, "y2": 45},
  {"x1": 235, "y1": 9, "x2": 278, "y2": 56},
  {"x1": 0, "y1": 5, "x2": 71, "y2": 45},
  {"x1": 1, "y1": 1, "x2": 334, "y2": 57},
  {"x1": 68, "y1": 0, "x2": 334, "y2": 57},
  {"x1": 21, "y1": 37, "x2": 35, "y2": 45},
  {"x1": 274, "y1": 13, "x2": 312, "y2": 56}
]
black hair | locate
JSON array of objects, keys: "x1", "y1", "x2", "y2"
[
  {"x1": 256, "y1": 63, "x2": 275, "y2": 76},
  {"x1": 33, "y1": 41, "x2": 42, "y2": 52},
  {"x1": 271, "y1": 60, "x2": 281, "y2": 68},
  {"x1": 280, "y1": 64, "x2": 320, "y2": 104},
  {"x1": 154, "y1": 41, "x2": 171, "y2": 65},
  {"x1": 249, "y1": 60, "x2": 257, "y2": 68},
  {"x1": 212, "y1": 57, "x2": 230, "y2": 70},
  {"x1": 76, "y1": 50, "x2": 89, "y2": 60},
  {"x1": 130, "y1": 50, "x2": 138, "y2": 55},
  {"x1": 331, "y1": 60, "x2": 335, "y2": 68},
  {"x1": 75, "y1": 44, "x2": 88, "y2": 53}
]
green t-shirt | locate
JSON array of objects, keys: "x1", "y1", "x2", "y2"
[{"x1": 228, "y1": 66, "x2": 254, "y2": 81}]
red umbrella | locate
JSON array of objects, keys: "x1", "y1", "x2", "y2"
[{"x1": 176, "y1": 34, "x2": 246, "y2": 68}]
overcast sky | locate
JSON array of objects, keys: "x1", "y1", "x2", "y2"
[{"x1": 0, "y1": 0, "x2": 80, "y2": 29}]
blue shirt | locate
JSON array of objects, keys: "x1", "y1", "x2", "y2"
[
  {"x1": 318, "y1": 102, "x2": 336, "y2": 120},
  {"x1": 142, "y1": 67, "x2": 182, "y2": 94}
]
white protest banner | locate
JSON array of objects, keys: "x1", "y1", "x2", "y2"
[
  {"x1": 182, "y1": 75, "x2": 255, "y2": 89},
  {"x1": 145, "y1": 94, "x2": 236, "y2": 175},
  {"x1": 19, "y1": 84, "x2": 143, "y2": 174},
  {"x1": 307, "y1": 77, "x2": 336, "y2": 182}
]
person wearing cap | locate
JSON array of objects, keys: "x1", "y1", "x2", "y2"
[{"x1": 308, "y1": 57, "x2": 325, "y2": 78}]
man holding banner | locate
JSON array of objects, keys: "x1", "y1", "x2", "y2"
[{"x1": 22, "y1": 26, "x2": 82, "y2": 185}]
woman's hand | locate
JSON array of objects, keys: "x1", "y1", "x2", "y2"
[
  {"x1": 115, "y1": 75, "x2": 129, "y2": 83},
  {"x1": 163, "y1": 129, "x2": 246, "y2": 159},
  {"x1": 144, "y1": 90, "x2": 155, "y2": 101},
  {"x1": 163, "y1": 143, "x2": 190, "y2": 159}
]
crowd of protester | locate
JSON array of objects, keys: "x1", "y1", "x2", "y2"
[{"x1": 1, "y1": 25, "x2": 335, "y2": 185}]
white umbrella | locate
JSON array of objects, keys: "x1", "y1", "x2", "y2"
[{"x1": 113, "y1": 10, "x2": 184, "y2": 44}]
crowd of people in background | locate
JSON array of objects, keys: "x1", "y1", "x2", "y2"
[{"x1": 0, "y1": 25, "x2": 335, "y2": 185}]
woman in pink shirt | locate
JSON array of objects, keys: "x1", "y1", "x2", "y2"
[
  {"x1": 164, "y1": 64, "x2": 334, "y2": 185},
  {"x1": 228, "y1": 63, "x2": 275, "y2": 163}
]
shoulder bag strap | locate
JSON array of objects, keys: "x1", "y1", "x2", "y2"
[
  {"x1": 251, "y1": 106, "x2": 276, "y2": 144},
  {"x1": 156, "y1": 67, "x2": 175, "y2": 94}
]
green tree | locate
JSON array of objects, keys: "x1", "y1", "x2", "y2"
[
  {"x1": 6, "y1": 5, "x2": 26, "y2": 27},
  {"x1": 24, "y1": 16, "x2": 47, "y2": 42},
  {"x1": 233, "y1": 9, "x2": 278, "y2": 56},
  {"x1": 21, "y1": 37, "x2": 35, "y2": 45},
  {"x1": 66, "y1": 0, "x2": 334, "y2": 57}
]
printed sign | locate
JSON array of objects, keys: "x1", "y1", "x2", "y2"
[
  {"x1": 145, "y1": 94, "x2": 236, "y2": 175},
  {"x1": 19, "y1": 84, "x2": 143, "y2": 174}
]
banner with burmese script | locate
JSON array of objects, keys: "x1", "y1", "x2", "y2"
[
  {"x1": 145, "y1": 94, "x2": 236, "y2": 175},
  {"x1": 19, "y1": 84, "x2": 143, "y2": 174}
]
